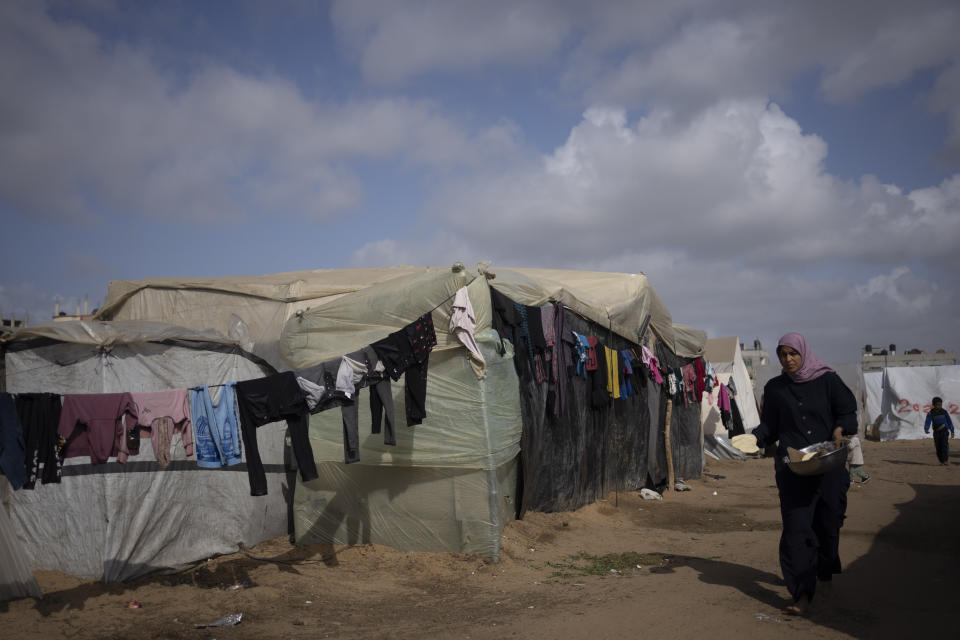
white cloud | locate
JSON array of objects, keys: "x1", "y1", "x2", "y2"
[
  {"x1": 0, "y1": 3, "x2": 516, "y2": 224},
  {"x1": 348, "y1": 232, "x2": 480, "y2": 269},
  {"x1": 352, "y1": 100, "x2": 960, "y2": 359},
  {"x1": 854, "y1": 266, "x2": 938, "y2": 313},
  {"x1": 332, "y1": 1, "x2": 960, "y2": 159},
  {"x1": 423, "y1": 101, "x2": 960, "y2": 268},
  {"x1": 331, "y1": 0, "x2": 572, "y2": 84},
  {"x1": 817, "y1": 7, "x2": 960, "y2": 102}
]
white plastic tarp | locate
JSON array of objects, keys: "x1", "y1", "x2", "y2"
[
  {"x1": 2, "y1": 322, "x2": 286, "y2": 582},
  {"x1": 861, "y1": 370, "x2": 884, "y2": 436},
  {"x1": 0, "y1": 479, "x2": 41, "y2": 601},
  {"x1": 863, "y1": 365, "x2": 960, "y2": 441},
  {"x1": 282, "y1": 270, "x2": 522, "y2": 557},
  {"x1": 701, "y1": 338, "x2": 760, "y2": 460}
]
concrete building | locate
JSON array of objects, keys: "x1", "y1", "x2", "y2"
[
  {"x1": 861, "y1": 344, "x2": 958, "y2": 372},
  {"x1": 0, "y1": 314, "x2": 28, "y2": 333},
  {"x1": 739, "y1": 339, "x2": 769, "y2": 384}
]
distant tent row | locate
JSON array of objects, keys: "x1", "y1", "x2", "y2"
[
  {"x1": 753, "y1": 353, "x2": 954, "y2": 441},
  {"x1": 700, "y1": 337, "x2": 760, "y2": 460},
  {"x1": 1, "y1": 264, "x2": 707, "y2": 598}
]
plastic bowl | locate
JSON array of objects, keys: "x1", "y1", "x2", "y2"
[{"x1": 785, "y1": 441, "x2": 847, "y2": 476}]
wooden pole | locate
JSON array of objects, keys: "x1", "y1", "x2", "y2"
[{"x1": 664, "y1": 398, "x2": 675, "y2": 491}]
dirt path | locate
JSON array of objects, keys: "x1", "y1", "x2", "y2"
[{"x1": 3, "y1": 438, "x2": 958, "y2": 639}]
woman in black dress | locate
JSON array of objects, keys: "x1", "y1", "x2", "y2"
[{"x1": 751, "y1": 332, "x2": 858, "y2": 615}]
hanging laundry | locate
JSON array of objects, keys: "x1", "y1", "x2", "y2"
[
  {"x1": 666, "y1": 369, "x2": 680, "y2": 398},
  {"x1": 298, "y1": 346, "x2": 396, "y2": 463},
  {"x1": 694, "y1": 357, "x2": 706, "y2": 398},
  {"x1": 58, "y1": 393, "x2": 139, "y2": 464},
  {"x1": 572, "y1": 332, "x2": 590, "y2": 377},
  {"x1": 296, "y1": 376, "x2": 329, "y2": 412},
  {"x1": 590, "y1": 344, "x2": 609, "y2": 409},
  {"x1": 14, "y1": 393, "x2": 63, "y2": 488},
  {"x1": 0, "y1": 392, "x2": 27, "y2": 490},
  {"x1": 552, "y1": 303, "x2": 572, "y2": 415},
  {"x1": 235, "y1": 372, "x2": 317, "y2": 496},
  {"x1": 619, "y1": 349, "x2": 635, "y2": 398},
  {"x1": 190, "y1": 384, "x2": 243, "y2": 470},
  {"x1": 605, "y1": 347, "x2": 621, "y2": 399},
  {"x1": 402, "y1": 312, "x2": 437, "y2": 426},
  {"x1": 337, "y1": 348, "x2": 371, "y2": 464},
  {"x1": 131, "y1": 389, "x2": 193, "y2": 467},
  {"x1": 681, "y1": 364, "x2": 697, "y2": 406},
  {"x1": 296, "y1": 360, "x2": 352, "y2": 412},
  {"x1": 372, "y1": 313, "x2": 437, "y2": 427},
  {"x1": 718, "y1": 380, "x2": 732, "y2": 428},
  {"x1": 704, "y1": 361, "x2": 717, "y2": 398},
  {"x1": 526, "y1": 305, "x2": 548, "y2": 354},
  {"x1": 585, "y1": 336, "x2": 600, "y2": 371},
  {"x1": 540, "y1": 303, "x2": 556, "y2": 381},
  {"x1": 449, "y1": 286, "x2": 486, "y2": 378},
  {"x1": 489, "y1": 287, "x2": 520, "y2": 355},
  {"x1": 728, "y1": 397, "x2": 746, "y2": 437},
  {"x1": 641, "y1": 345, "x2": 664, "y2": 384},
  {"x1": 364, "y1": 345, "x2": 396, "y2": 448},
  {"x1": 336, "y1": 353, "x2": 368, "y2": 400},
  {"x1": 726, "y1": 377, "x2": 738, "y2": 397},
  {"x1": 513, "y1": 304, "x2": 546, "y2": 383}
]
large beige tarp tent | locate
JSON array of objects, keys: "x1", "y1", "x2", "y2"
[
  {"x1": 95, "y1": 267, "x2": 425, "y2": 368},
  {"x1": 96, "y1": 265, "x2": 705, "y2": 366},
  {"x1": 277, "y1": 265, "x2": 705, "y2": 557},
  {"x1": 92, "y1": 265, "x2": 705, "y2": 559}
]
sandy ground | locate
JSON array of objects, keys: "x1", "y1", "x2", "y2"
[{"x1": 3, "y1": 438, "x2": 959, "y2": 640}]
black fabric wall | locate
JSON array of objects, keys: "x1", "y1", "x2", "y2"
[
  {"x1": 655, "y1": 342, "x2": 704, "y2": 484},
  {"x1": 511, "y1": 305, "x2": 701, "y2": 518}
]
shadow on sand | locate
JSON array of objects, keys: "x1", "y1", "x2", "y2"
[{"x1": 651, "y1": 483, "x2": 960, "y2": 637}]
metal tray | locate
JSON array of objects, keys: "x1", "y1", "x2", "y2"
[{"x1": 785, "y1": 441, "x2": 847, "y2": 476}]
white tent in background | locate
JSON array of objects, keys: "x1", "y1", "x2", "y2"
[
  {"x1": 701, "y1": 337, "x2": 760, "y2": 460},
  {"x1": 862, "y1": 365, "x2": 960, "y2": 440}
]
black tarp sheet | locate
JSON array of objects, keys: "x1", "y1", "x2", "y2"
[{"x1": 506, "y1": 301, "x2": 702, "y2": 518}]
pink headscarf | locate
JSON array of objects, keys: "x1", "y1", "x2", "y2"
[{"x1": 777, "y1": 332, "x2": 834, "y2": 383}]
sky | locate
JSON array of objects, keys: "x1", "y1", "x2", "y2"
[{"x1": 1, "y1": 0, "x2": 959, "y2": 364}]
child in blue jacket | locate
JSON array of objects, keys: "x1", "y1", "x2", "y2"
[{"x1": 924, "y1": 397, "x2": 955, "y2": 466}]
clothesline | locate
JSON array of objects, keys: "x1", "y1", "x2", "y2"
[
  {"x1": 0, "y1": 308, "x2": 446, "y2": 499},
  {"x1": 3, "y1": 289, "x2": 718, "y2": 501}
]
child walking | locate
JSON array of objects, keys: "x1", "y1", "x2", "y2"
[{"x1": 924, "y1": 397, "x2": 955, "y2": 466}]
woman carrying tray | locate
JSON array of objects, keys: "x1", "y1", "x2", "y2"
[{"x1": 750, "y1": 332, "x2": 858, "y2": 615}]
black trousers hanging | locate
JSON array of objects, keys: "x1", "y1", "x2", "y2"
[
  {"x1": 776, "y1": 464, "x2": 849, "y2": 601},
  {"x1": 365, "y1": 346, "x2": 396, "y2": 447},
  {"x1": 15, "y1": 393, "x2": 63, "y2": 489},
  {"x1": 235, "y1": 372, "x2": 318, "y2": 496}
]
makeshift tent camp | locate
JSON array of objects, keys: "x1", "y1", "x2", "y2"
[
  {"x1": 0, "y1": 321, "x2": 282, "y2": 586},
  {"x1": 82, "y1": 265, "x2": 705, "y2": 561},
  {"x1": 279, "y1": 265, "x2": 705, "y2": 558},
  {"x1": 862, "y1": 365, "x2": 960, "y2": 440},
  {"x1": 701, "y1": 337, "x2": 760, "y2": 460}
]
